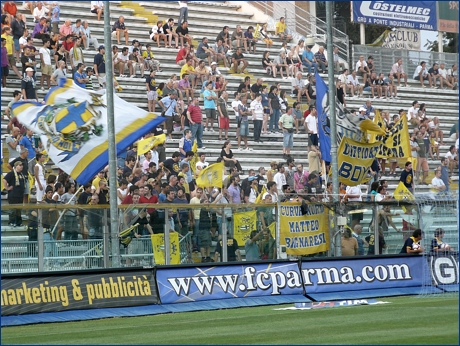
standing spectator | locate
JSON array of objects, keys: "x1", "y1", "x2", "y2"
[
  {"x1": 227, "y1": 175, "x2": 241, "y2": 203},
  {"x1": 6, "y1": 126, "x2": 22, "y2": 163},
  {"x1": 215, "y1": 230, "x2": 241, "y2": 262},
  {"x1": 51, "y1": 60, "x2": 66, "y2": 85},
  {"x1": 50, "y1": 2, "x2": 60, "y2": 34},
  {"x1": 390, "y1": 58, "x2": 408, "y2": 87},
  {"x1": 90, "y1": 1, "x2": 104, "y2": 21},
  {"x1": 146, "y1": 69, "x2": 158, "y2": 112},
  {"x1": 159, "y1": 93, "x2": 181, "y2": 141},
  {"x1": 279, "y1": 106, "x2": 294, "y2": 159},
  {"x1": 251, "y1": 93, "x2": 263, "y2": 143},
  {"x1": 1, "y1": 37, "x2": 9, "y2": 87},
  {"x1": 333, "y1": 46, "x2": 345, "y2": 73},
  {"x1": 178, "y1": 129, "x2": 193, "y2": 159},
  {"x1": 53, "y1": 43, "x2": 66, "y2": 69},
  {"x1": 87, "y1": 194, "x2": 103, "y2": 239},
  {"x1": 341, "y1": 228, "x2": 358, "y2": 256},
  {"x1": 163, "y1": 18, "x2": 179, "y2": 49},
  {"x1": 178, "y1": 1, "x2": 188, "y2": 26},
  {"x1": 93, "y1": 45, "x2": 106, "y2": 89},
  {"x1": 413, "y1": 61, "x2": 432, "y2": 88},
  {"x1": 176, "y1": 21, "x2": 191, "y2": 48},
  {"x1": 232, "y1": 91, "x2": 243, "y2": 139},
  {"x1": 268, "y1": 86, "x2": 281, "y2": 133},
  {"x1": 231, "y1": 46, "x2": 248, "y2": 74},
  {"x1": 186, "y1": 96, "x2": 205, "y2": 149},
  {"x1": 352, "y1": 224, "x2": 366, "y2": 256},
  {"x1": 438, "y1": 157, "x2": 450, "y2": 191},
  {"x1": 81, "y1": 21, "x2": 99, "y2": 50},
  {"x1": 38, "y1": 39, "x2": 52, "y2": 90},
  {"x1": 217, "y1": 91, "x2": 230, "y2": 140},
  {"x1": 111, "y1": 16, "x2": 129, "y2": 45},
  {"x1": 445, "y1": 145, "x2": 458, "y2": 177},
  {"x1": 34, "y1": 152, "x2": 47, "y2": 202},
  {"x1": 301, "y1": 45, "x2": 317, "y2": 74},
  {"x1": 347, "y1": 70, "x2": 363, "y2": 98},
  {"x1": 304, "y1": 106, "x2": 318, "y2": 147},
  {"x1": 237, "y1": 95, "x2": 252, "y2": 151},
  {"x1": 11, "y1": 13, "x2": 26, "y2": 63},
  {"x1": 69, "y1": 37, "x2": 84, "y2": 76},
  {"x1": 294, "y1": 163, "x2": 309, "y2": 192},
  {"x1": 3, "y1": 161, "x2": 26, "y2": 226},
  {"x1": 273, "y1": 163, "x2": 286, "y2": 194},
  {"x1": 400, "y1": 229, "x2": 424, "y2": 254},
  {"x1": 275, "y1": 17, "x2": 292, "y2": 42},
  {"x1": 1, "y1": 27, "x2": 21, "y2": 78},
  {"x1": 314, "y1": 46, "x2": 328, "y2": 73},
  {"x1": 308, "y1": 145, "x2": 321, "y2": 174},
  {"x1": 21, "y1": 67, "x2": 38, "y2": 101},
  {"x1": 203, "y1": 81, "x2": 217, "y2": 132},
  {"x1": 400, "y1": 161, "x2": 414, "y2": 193}
]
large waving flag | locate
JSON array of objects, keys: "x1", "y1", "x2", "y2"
[
  {"x1": 137, "y1": 134, "x2": 166, "y2": 155},
  {"x1": 13, "y1": 79, "x2": 165, "y2": 184},
  {"x1": 195, "y1": 162, "x2": 224, "y2": 188},
  {"x1": 315, "y1": 72, "x2": 385, "y2": 163}
]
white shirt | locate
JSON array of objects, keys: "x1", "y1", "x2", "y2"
[
  {"x1": 375, "y1": 193, "x2": 385, "y2": 202},
  {"x1": 116, "y1": 52, "x2": 129, "y2": 63},
  {"x1": 33, "y1": 7, "x2": 48, "y2": 19},
  {"x1": 355, "y1": 60, "x2": 367, "y2": 72},
  {"x1": 19, "y1": 36, "x2": 28, "y2": 48},
  {"x1": 305, "y1": 114, "x2": 317, "y2": 134},
  {"x1": 347, "y1": 74, "x2": 360, "y2": 86},
  {"x1": 179, "y1": 1, "x2": 188, "y2": 8},
  {"x1": 91, "y1": 1, "x2": 103, "y2": 10},
  {"x1": 250, "y1": 100, "x2": 264, "y2": 121},
  {"x1": 273, "y1": 172, "x2": 286, "y2": 192},
  {"x1": 456, "y1": 138, "x2": 459, "y2": 151},
  {"x1": 263, "y1": 191, "x2": 278, "y2": 203},
  {"x1": 438, "y1": 68, "x2": 448, "y2": 79},
  {"x1": 431, "y1": 177, "x2": 445, "y2": 188},
  {"x1": 291, "y1": 77, "x2": 304, "y2": 90},
  {"x1": 232, "y1": 100, "x2": 242, "y2": 117},
  {"x1": 338, "y1": 74, "x2": 347, "y2": 84},
  {"x1": 195, "y1": 160, "x2": 209, "y2": 177},
  {"x1": 39, "y1": 47, "x2": 51, "y2": 65},
  {"x1": 346, "y1": 185, "x2": 362, "y2": 201},
  {"x1": 407, "y1": 106, "x2": 418, "y2": 121},
  {"x1": 446, "y1": 151, "x2": 457, "y2": 162},
  {"x1": 413, "y1": 65, "x2": 428, "y2": 79},
  {"x1": 117, "y1": 187, "x2": 127, "y2": 205}
]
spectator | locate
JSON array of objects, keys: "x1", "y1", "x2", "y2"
[
  {"x1": 279, "y1": 106, "x2": 294, "y2": 159},
  {"x1": 50, "y1": 60, "x2": 65, "y2": 85},
  {"x1": 178, "y1": 129, "x2": 193, "y2": 159},
  {"x1": 292, "y1": 72, "x2": 307, "y2": 104},
  {"x1": 259, "y1": 23, "x2": 273, "y2": 48},
  {"x1": 196, "y1": 36, "x2": 213, "y2": 65},
  {"x1": 305, "y1": 105, "x2": 318, "y2": 146},
  {"x1": 212, "y1": 39, "x2": 228, "y2": 68},
  {"x1": 178, "y1": 1, "x2": 188, "y2": 26},
  {"x1": 427, "y1": 63, "x2": 441, "y2": 88},
  {"x1": 230, "y1": 24, "x2": 244, "y2": 50},
  {"x1": 400, "y1": 229, "x2": 424, "y2": 254},
  {"x1": 176, "y1": 20, "x2": 191, "y2": 48},
  {"x1": 413, "y1": 61, "x2": 432, "y2": 88},
  {"x1": 341, "y1": 228, "x2": 358, "y2": 256},
  {"x1": 286, "y1": 51, "x2": 299, "y2": 78},
  {"x1": 294, "y1": 163, "x2": 309, "y2": 192},
  {"x1": 352, "y1": 224, "x2": 366, "y2": 256},
  {"x1": 32, "y1": 2, "x2": 49, "y2": 23},
  {"x1": 185, "y1": 97, "x2": 204, "y2": 150},
  {"x1": 71, "y1": 19, "x2": 86, "y2": 47},
  {"x1": 176, "y1": 44, "x2": 189, "y2": 66},
  {"x1": 274, "y1": 52, "x2": 289, "y2": 79},
  {"x1": 21, "y1": 67, "x2": 38, "y2": 101},
  {"x1": 220, "y1": 140, "x2": 242, "y2": 173},
  {"x1": 347, "y1": 70, "x2": 363, "y2": 98},
  {"x1": 314, "y1": 46, "x2": 328, "y2": 73},
  {"x1": 231, "y1": 46, "x2": 248, "y2": 74},
  {"x1": 180, "y1": 58, "x2": 199, "y2": 89},
  {"x1": 113, "y1": 46, "x2": 128, "y2": 77},
  {"x1": 59, "y1": 19, "x2": 72, "y2": 40},
  {"x1": 268, "y1": 85, "x2": 281, "y2": 133},
  {"x1": 445, "y1": 145, "x2": 458, "y2": 176},
  {"x1": 333, "y1": 46, "x2": 345, "y2": 73},
  {"x1": 383, "y1": 73, "x2": 398, "y2": 99},
  {"x1": 389, "y1": 57, "x2": 408, "y2": 87},
  {"x1": 195, "y1": 59, "x2": 210, "y2": 89},
  {"x1": 69, "y1": 37, "x2": 84, "y2": 76},
  {"x1": 145, "y1": 69, "x2": 158, "y2": 112},
  {"x1": 81, "y1": 21, "x2": 99, "y2": 50},
  {"x1": 178, "y1": 73, "x2": 193, "y2": 104},
  {"x1": 159, "y1": 93, "x2": 181, "y2": 140},
  {"x1": 227, "y1": 175, "x2": 242, "y2": 203},
  {"x1": 93, "y1": 45, "x2": 106, "y2": 88},
  {"x1": 150, "y1": 21, "x2": 167, "y2": 48},
  {"x1": 301, "y1": 45, "x2": 317, "y2": 74},
  {"x1": 111, "y1": 16, "x2": 129, "y2": 45},
  {"x1": 3, "y1": 161, "x2": 26, "y2": 226},
  {"x1": 2, "y1": 27, "x2": 21, "y2": 78},
  {"x1": 355, "y1": 55, "x2": 370, "y2": 84},
  {"x1": 243, "y1": 26, "x2": 258, "y2": 54},
  {"x1": 362, "y1": 99, "x2": 375, "y2": 118},
  {"x1": 11, "y1": 13, "x2": 25, "y2": 61},
  {"x1": 262, "y1": 50, "x2": 277, "y2": 78},
  {"x1": 217, "y1": 91, "x2": 230, "y2": 140},
  {"x1": 90, "y1": 1, "x2": 103, "y2": 21},
  {"x1": 73, "y1": 62, "x2": 88, "y2": 88},
  {"x1": 163, "y1": 18, "x2": 179, "y2": 49},
  {"x1": 128, "y1": 47, "x2": 144, "y2": 78},
  {"x1": 430, "y1": 168, "x2": 446, "y2": 194},
  {"x1": 275, "y1": 16, "x2": 292, "y2": 42},
  {"x1": 400, "y1": 161, "x2": 414, "y2": 193},
  {"x1": 237, "y1": 95, "x2": 252, "y2": 151},
  {"x1": 32, "y1": 17, "x2": 49, "y2": 40},
  {"x1": 0, "y1": 37, "x2": 9, "y2": 87},
  {"x1": 251, "y1": 93, "x2": 263, "y2": 143},
  {"x1": 216, "y1": 25, "x2": 230, "y2": 49},
  {"x1": 431, "y1": 228, "x2": 452, "y2": 254},
  {"x1": 203, "y1": 81, "x2": 217, "y2": 132},
  {"x1": 438, "y1": 63, "x2": 454, "y2": 89},
  {"x1": 447, "y1": 64, "x2": 458, "y2": 85}
]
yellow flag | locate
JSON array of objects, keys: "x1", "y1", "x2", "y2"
[
  {"x1": 369, "y1": 110, "x2": 385, "y2": 143},
  {"x1": 189, "y1": 140, "x2": 199, "y2": 173},
  {"x1": 1, "y1": 176, "x2": 4, "y2": 191},
  {"x1": 268, "y1": 221, "x2": 276, "y2": 239},
  {"x1": 195, "y1": 162, "x2": 224, "y2": 188},
  {"x1": 233, "y1": 210, "x2": 257, "y2": 244},
  {"x1": 376, "y1": 116, "x2": 411, "y2": 159},
  {"x1": 150, "y1": 233, "x2": 180, "y2": 265},
  {"x1": 394, "y1": 181, "x2": 415, "y2": 202},
  {"x1": 137, "y1": 134, "x2": 166, "y2": 155},
  {"x1": 255, "y1": 186, "x2": 267, "y2": 204}
]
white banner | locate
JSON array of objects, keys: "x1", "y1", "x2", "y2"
[{"x1": 381, "y1": 29, "x2": 421, "y2": 50}]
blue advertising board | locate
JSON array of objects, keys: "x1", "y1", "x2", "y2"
[
  {"x1": 352, "y1": 1, "x2": 437, "y2": 31},
  {"x1": 156, "y1": 262, "x2": 304, "y2": 304},
  {"x1": 301, "y1": 256, "x2": 423, "y2": 294}
]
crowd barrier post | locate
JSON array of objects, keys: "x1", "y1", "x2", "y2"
[
  {"x1": 103, "y1": 209, "x2": 110, "y2": 268},
  {"x1": 221, "y1": 207, "x2": 228, "y2": 263},
  {"x1": 276, "y1": 202, "x2": 281, "y2": 258},
  {"x1": 37, "y1": 209, "x2": 44, "y2": 272},
  {"x1": 373, "y1": 202, "x2": 380, "y2": 255},
  {"x1": 164, "y1": 208, "x2": 170, "y2": 265}
]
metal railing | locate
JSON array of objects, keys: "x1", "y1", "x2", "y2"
[
  {"x1": 251, "y1": 1, "x2": 349, "y2": 64},
  {"x1": 352, "y1": 45, "x2": 459, "y2": 79}
]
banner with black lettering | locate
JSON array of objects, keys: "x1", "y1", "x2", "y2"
[
  {"x1": 1, "y1": 269, "x2": 158, "y2": 316},
  {"x1": 338, "y1": 137, "x2": 380, "y2": 186},
  {"x1": 377, "y1": 115, "x2": 411, "y2": 159},
  {"x1": 279, "y1": 203, "x2": 329, "y2": 255}
]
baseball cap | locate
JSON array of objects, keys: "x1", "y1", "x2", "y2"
[
  {"x1": 248, "y1": 176, "x2": 256, "y2": 182},
  {"x1": 211, "y1": 62, "x2": 217, "y2": 66},
  {"x1": 25, "y1": 67, "x2": 34, "y2": 72},
  {"x1": 359, "y1": 107, "x2": 366, "y2": 112},
  {"x1": 98, "y1": 45, "x2": 105, "y2": 50}
]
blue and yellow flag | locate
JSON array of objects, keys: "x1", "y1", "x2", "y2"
[
  {"x1": 13, "y1": 79, "x2": 166, "y2": 184},
  {"x1": 233, "y1": 210, "x2": 257, "y2": 244},
  {"x1": 137, "y1": 134, "x2": 166, "y2": 155},
  {"x1": 195, "y1": 162, "x2": 224, "y2": 188}
]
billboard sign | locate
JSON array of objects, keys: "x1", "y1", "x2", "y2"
[
  {"x1": 437, "y1": 1, "x2": 459, "y2": 33},
  {"x1": 352, "y1": 1, "x2": 437, "y2": 31}
]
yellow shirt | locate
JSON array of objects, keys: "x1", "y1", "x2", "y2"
[
  {"x1": 276, "y1": 21, "x2": 286, "y2": 35},
  {"x1": 190, "y1": 196, "x2": 201, "y2": 219},
  {"x1": 180, "y1": 64, "x2": 195, "y2": 79},
  {"x1": 178, "y1": 172, "x2": 190, "y2": 194},
  {"x1": 142, "y1": 50, "x2": 155, "y2": 59},
  {"x1": 92, "y1": 176, "x2": 107, "y2": 189},
  {"x1": 1, "y1": 34, "x2": 13, "y2": 55}
]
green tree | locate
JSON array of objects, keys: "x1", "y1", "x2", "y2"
[{"x1": 424, "y1": 32, "x2": 459, "y2": 53}]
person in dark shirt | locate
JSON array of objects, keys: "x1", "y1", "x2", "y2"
[
  {"x1": 87, "y1": 194, "x2": 104, "y2": 239},
  {"x1": 214, "y1": 230, "x2": 241, "y2": 262},
  {"x1": 3, "y1": 161, "x2": 26, "y2": 226},
  {"x1": 399, "y1": 161, "x2": 414, "y2": 193},
  {"x1": 78, "y1": 183, "x2": 92, "y2": 239},
  {"x1": 365, "y1": 227, "x2": 386, "y2": 255},
  {"x1": 231, "y1": 47, "x2": 248, "y2": 74},
  {"x1": 160, "y1": 151, "x2": 181, "y2": 180},
  {"x1": 400, "y1": 229, "x2": 423, "y2": 254},
  {"x1": 428, "y1": 63, "x2": 441, "y2": 88}
]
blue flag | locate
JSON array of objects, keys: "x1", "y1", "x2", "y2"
[
  {"x1": 315, "y1": 71, "x2": 331, "y2": 163},
  {"x1": 14, "y1": 79, "x2": 166, "y2": 185}
]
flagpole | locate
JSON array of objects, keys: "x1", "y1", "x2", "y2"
[
  {"x1": 104, "y1": 1, "x2": 121, "y2": 267},
  {"x1": 326, "y1": 2, "x2": 339, "y2": 201},
  {"x1": 50, "y1": 185, "x2": 84, "y2": 235}
]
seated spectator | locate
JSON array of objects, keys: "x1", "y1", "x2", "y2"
[
  {"x1": 194, "y1": 59, "x2": 209, "y2": 89},
  {"x1": 275, "y1": 16, "x2": 292, "y2": 42},
  {"x1": 230, "y1": 25, "x2": 244, "y2": 50},
  {"x1": 212, "y1": 39, "x2": 228, "y2": 68},
  {"x1": 90, "y1": 1, "x2": 104, "y2": 21},
  {"x1": 355, "y1": 55, "x2": 369, "y2": 84},
  {"x1": 128, "y1": 48, "x2": 144, "y2": 78},
  {"x1": 413, "y1": 61, "x2": 432, "y2": 88},
  {"x1": 406, "y1": 100, "x2": 420, "y2": 127},
  {"x1": 31, "y1": 17, "x2": 49, "y2": 40},
  {"x1": 163, "y1": 18, "x2": 179, "y2": 49},
  {"x1": 150, "y1": 21, "x2": 167, "y2": 48},
  {"x1": 175, "y1": 20, "x2": 191, "y2": 48},
  {"x1": 59, "y1": 19, "x2": 72, "y2": 40},
  {"x1": 428, "y1": 117, "x2": 444, "y2": 145},
  {"x1": 384, "y1": 73, "x2": 399, "y2": 99},
  {"x1": 447, "y1": 64, "x2": 458, "y2": 84},
  {"x1": 143, "y1": 44, "x2": 161, "y2": 72},
  {"x1": 390, "y1": 58, "x2": 408, "y2": 87},
  {"x1": 438, "y1": 63, "x2": 454, "y2": 89},
  {"x1": 71, "y1": 19, "x2": 86, "y2": 47},
  {"x1": 274, "y1": 52, "x2": 288, "y2": 79},
  {"x1": 428, "y1": 63, "x2": 441, "y2": 88},
  {"x1": 114, "y1": 46, "x2": 129, "y2": 77},
  {"x1": 220, "y1": 141, "x2": 243, "y2": 172},
  {"x1": 259, "y1": 23, "x2": 273, "y2": 48},
  {"x1": 176, "y1": 44, "x2": 189, "y2": 66},
  {"x1": 347, "y1": 70, "x2": 363, "y2": 98},
  {"x1": 363, "y1": 71, "x2": 380, "y2": 99},
  {"x1": 33, "y1": 2, "x2": 49, "y2": 23},
  {"x1": 81, "y1": 21, "x2": 99, "y2": 50},
  {"x1": 286, "y1": 51, "x2": 299, "y2": 78},
  {"x1": 111, "y1": 16, "x2": 129, "y2": 45},
  {"x1": 314, "y1": 46, "x2": 328, "y2": 73},
  {"x1": 216, "y1": 25, "x2": 230, "y2": 49},
  {"x1": 196, "y1": 37, "x2": 214, "y2": 66},
  {"x1": 243, "y1": 25, "x2": 257, "y2": 54},
  {"x1": 445, "y1": 145, "x2": 458, "y2": 176},
  {"x1": 333, "y1": 46, "x2": 345, "y2": 73},
  {"x1": 262, "y1": 50, "x2": 277, "y2": 78}
]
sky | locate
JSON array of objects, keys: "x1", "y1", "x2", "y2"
[{"x1": 420, "y1": 30, "x2": 440, "y2": 51}]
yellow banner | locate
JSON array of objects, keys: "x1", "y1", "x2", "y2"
[
  {"x1": 377, "y1": 116, "x2": 411, "y2": 159},
  {"x1": 150, "y1": 233, "x2": 180, "y2": 265},
  {"x1": 279, "y1": 203, "x2": 329, "y2": 255},
  {"x1": 195, "y1": 162, "x2": 224, "y2": 188},
  {"x1": 254, "y1": 186, "x2": 267, "y2": 204},
  {"x1": 233, "y1": 210, "x2": 258, "y2": 244},
  {"x1": 137, "y1": 134, "x2": 166, "y2": 155},
  {"x1": 337, "y1": 136, "x2": 380, "y2": 186},
  {"x1": 369, "y1": 110, "x2": 385, "y2": 144},
  {"x1": 189, "y1": 140, "x2": 198, "y2": 174},
  {"x1": 268, "y1": 221, "x2": 276, "y2": 239},
  {"x1": 394, "y1": 181, "x2": 415, "y2": 202}
]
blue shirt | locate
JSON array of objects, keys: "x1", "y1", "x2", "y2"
[
  {"x1": 161, "y1": 96, "x2": 177, "y2": 116},
  {"x1": 203, "y1": 89, "x2": 216, "y2": 109},
  {"x1": 353, "y1": 233, "x2": 365, "y2": 256},
  {"x1": 261, "y1": 92, "x2": 269, "y2": 107},
  {"x1": 302, "y1": 50, "x2": 314, "y2": 62},
  {"x1": 179, "y1": 159, "x2": 193, "y2": 183},
  {"x1": 51, "y1": 6, "x2": 60, "y2": 23},
  {"x1": 201, "y1": 81, "x2": 215, "y2": 93},
  {"x1": 20, "y1": 135, "x2": 35, "y2": 159},
  {"x1": 74, "y1": 71, "x2": 86, "y2": 88}
]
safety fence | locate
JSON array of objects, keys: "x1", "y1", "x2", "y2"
[{"x1": 1, "y1": 195, "x2": 457, "y2": 273}]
